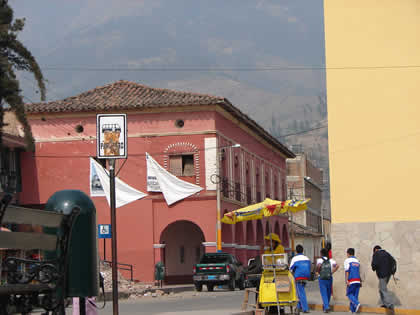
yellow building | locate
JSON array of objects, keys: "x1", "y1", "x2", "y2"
[{"x1": 324, "y1": 0, "x2": 420, "y2": 309}]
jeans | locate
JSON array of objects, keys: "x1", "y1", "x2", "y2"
[
  {"x1": 379, "y1": 276, "x2": 393, "y2": 308},
  {"x1": 346, "y1": 283, "x2": 361, "y2": 312},
  {"x1": 319, "y1": 278, "x2": 333, "y2": 311},
  {"x1": 296, "y1": 280, "x2": 309, "y2": 312}
]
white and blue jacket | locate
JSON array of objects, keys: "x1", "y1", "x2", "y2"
[
  {"x1": 290, "y1": 254, "x2": 311, "y2": 281},
  {"x1": 344, "y1": 256, "x2": 361, "y2": 284}
]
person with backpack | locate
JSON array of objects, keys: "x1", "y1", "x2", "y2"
[
  {"x1": 344, "y1": 248, "x2": 361, "y2": 313},
  {"x1": 371, "y1": 245, "x2": 397, "y2": 311},
  {"x1": 290, "y1": 244, "x2": 312, "y2": 313},
  {"x1": 316, "y1": 248, "x2": 339, "y2": 313}
]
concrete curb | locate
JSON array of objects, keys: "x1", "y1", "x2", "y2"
[{"x1": 309, "y1": 304, "x2": 420, "y2": 315}]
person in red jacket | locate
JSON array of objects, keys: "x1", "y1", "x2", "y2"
[{"x1": 326, "y1": 242, "x2": 332, "y2": 259}]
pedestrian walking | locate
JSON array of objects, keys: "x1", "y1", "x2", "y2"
[
  {"x1": 316, "y1": 248, "x2": 339, "y2": 313},
  {"x1": 290, "y1": 244, "x2": 311, "y2": 313},
  {"x1": 344, "y1": 248, "x2": 361, "y2": 313},
  {"x1": 371, "y1": 245, "x2": 397, "y2": 311}
]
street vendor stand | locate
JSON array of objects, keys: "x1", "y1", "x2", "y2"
[{"x1": 222, "y1": 198, "x2": 309, "y2": 315}]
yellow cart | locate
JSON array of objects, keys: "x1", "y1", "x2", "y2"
[
  {"x1": 257, "y1": 253, "x2": 299, "y2": 315},
  {"x1": 221, "y1": 198, "x2": 309, "y2": 315}
]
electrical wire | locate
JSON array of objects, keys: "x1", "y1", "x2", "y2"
[
  {"x1": 40, "y1": 64, "x2": 420, "y2": 72},
  {"x1": 21, "y1": 75, "x2": 89, "y2": 140}
]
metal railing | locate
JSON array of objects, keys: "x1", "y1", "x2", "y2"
[
  {"x1": 222, "y1": 177, "x2": 229, "y2": 198},
  {"x1": 102, "y1": 260, "x2": 134, "y2": 281}
]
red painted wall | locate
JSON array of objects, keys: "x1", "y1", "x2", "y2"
[{"x1": 21, "y1": 109, "x2": 290, "y2": 282}]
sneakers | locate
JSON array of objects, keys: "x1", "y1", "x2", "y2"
[{"x1": 355, "y1": 303, "x2": 361, "y2": 313}]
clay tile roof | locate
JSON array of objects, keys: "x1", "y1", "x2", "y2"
[
  {"x1": 24, "y1": 80, "x2": 226, "y2": 114},
  {"x1": 24, "y1": 80, "x2": 295, "y2": 158}
]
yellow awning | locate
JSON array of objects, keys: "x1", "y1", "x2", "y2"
[{"x1": 221, "y1": 198, "x2": 309, "y2": 224}]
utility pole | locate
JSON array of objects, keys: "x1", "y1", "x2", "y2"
[
  {"x1": 109, "y1": 159, "x2": 119, "y2": 315},
  {"x1": 216, "y1": 146, "x2": 222, "y2": 252},
  {"x1": 289, "y1": 187, "x2": 295, "y2": 252},
  {"x1": 97, "y1": 113, "x2": 127, "y2": 315},
  {"x1": 321, "y1": 208, "x2": 325, "y2": 248},
  {"x1": 216, "y1": 143, "x2": 240, "y2": 252}
]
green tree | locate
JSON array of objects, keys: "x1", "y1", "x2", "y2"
[{"x1": 0, "y1": 0, "x2": 45, "y2": 151}]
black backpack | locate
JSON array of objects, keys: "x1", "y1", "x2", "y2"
[
  {"x1": 319, "y1": 258, "x2": 332, "y2": 280},
  {"x1": 390, "y1": 254, "x2": 397, "y2": 275}
]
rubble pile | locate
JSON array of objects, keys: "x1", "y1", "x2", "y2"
[{"x1": 99, "y1": 262, "x2": 164, "y2": 299}]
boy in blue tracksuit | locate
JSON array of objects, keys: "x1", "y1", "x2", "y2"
[
  {"x1": 344, "y1": 248, "x2": 361, "y2": 313},
  {"x1": 290, "y1": 244, "x2": 312, "y2": 313}
]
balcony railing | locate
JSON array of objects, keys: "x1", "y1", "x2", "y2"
[{"x1": 221, "y1": 177, "x2": 229, "y2": 198}]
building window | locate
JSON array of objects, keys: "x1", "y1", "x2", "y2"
[
  {"x1": 180, "y1": 246, "x2": 185, "y2": 264},
  {"x1": 169, "y1": 154, "x2": 194, "y2": 176}
]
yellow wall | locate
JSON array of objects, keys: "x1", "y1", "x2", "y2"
[{"x1": 324, "y1": 0, "x2": 420, "y2": 223}]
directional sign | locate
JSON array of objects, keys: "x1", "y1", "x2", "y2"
[{"x1": 98, "y1": 224, "x2": 112, "y2": 239}]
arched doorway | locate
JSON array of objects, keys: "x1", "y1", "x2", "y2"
[
  {"x1": 274, "y1": 221, "x2": 281, "y2": 239},
  {"x1": 246, "y1": 221, "x2": 255, "y2": 261},
  {"x1": 256, "y1": 220, "x2": 264, "y2": 254},
  {"x1": 222, "y1": 210, "x2": 233, "y2": 254},
  {"x1": 265, "y1": 221, "x2": 270, "y2": 236},
  {"x1": 160, "y1": 220, "x2": 205, "y2": 284},
  {"x1": 282, "y1": 224, "x2": 289, "y2": 249},
  {"x1": 235, "y1": 222, "x2": 245, "y2": 264}
]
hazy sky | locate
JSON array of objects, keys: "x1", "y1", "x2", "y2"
[{"x1": 13, "y1": 0, "x2": 326, "y2": 125}]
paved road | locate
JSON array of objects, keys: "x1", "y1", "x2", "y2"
[
  {"x1": 68, "y1": 290, "x2": 241, "y2": 314},
  {"x1": 66, "y1": 289, "x2": 354, "y2": 315}
]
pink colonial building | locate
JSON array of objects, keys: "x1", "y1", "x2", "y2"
[{"x1": 21, "y1": 81, "x2": 294, "y2": 283}]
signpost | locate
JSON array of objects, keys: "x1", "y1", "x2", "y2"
[
  {"x1": 97, "y1": 114, "x2": 127, "y2": 315},
  {"x1": 98, "y1": 224, "x2": 112, "y2": 260}
]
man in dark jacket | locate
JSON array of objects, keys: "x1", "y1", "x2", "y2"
[{"x1": 371, "y1": 245, "x2": 396, "y2": 310}]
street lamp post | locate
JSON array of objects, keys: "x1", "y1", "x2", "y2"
[
  {"x1": 216, "y1": 147, "x2": 222, "y2": 252},
  {"x1": 216, "y1": 143, "x2": 240, "y2": 252}
]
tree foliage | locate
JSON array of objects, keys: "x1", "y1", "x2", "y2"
[{"x1": 0, "y1": 0, "x2": 45, "y2": 151}]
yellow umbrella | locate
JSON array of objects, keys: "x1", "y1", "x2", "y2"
[{"x1": 221, "y1": 198, "x2": 309, "y2": 224}]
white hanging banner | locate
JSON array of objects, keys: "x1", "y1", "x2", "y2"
[
  {"x1": 90, "y1": 159, "x2": 105, "y2": 197},
  {"x1": 146, "y1": 153, "x2": 203, "y2": 206},
  {"x1": 146, "y1": 154, "x2": 161, "y2": 192},
  {"x1": 90, "y1": 158, "x2": 147, "y2": 208}
]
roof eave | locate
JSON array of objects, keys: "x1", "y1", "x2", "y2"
[{"x1": 220, "y1": 98, "x2": 295, "y2": 158}]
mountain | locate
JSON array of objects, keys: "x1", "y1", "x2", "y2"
[{"x1": 13, "y1": 0, "x2": 330, "y2": 211}]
